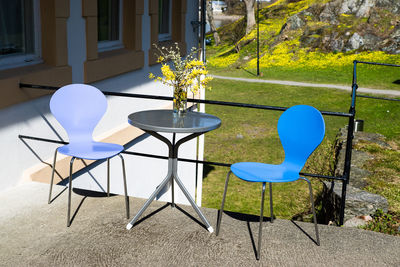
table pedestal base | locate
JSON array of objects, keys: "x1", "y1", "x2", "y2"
[{"x1": 126, "y1": 158, "x2": 214, "y2": 233}]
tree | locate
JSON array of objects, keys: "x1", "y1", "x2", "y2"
[
  {"x1": 243, "y1": 0, "x2": 256, "y2": 34},
  {"x1": 206, "y1": 0, "x2": 221, "y2": 46}
]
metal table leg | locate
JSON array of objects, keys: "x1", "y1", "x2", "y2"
[
  {"x1": 172, "y1": 158, "x2": 214, "y2": 233},
  {"x1": 126, "y1": 130, "x2": 213, "y2": 232},
  {"x1": 126, "y1": 159, "x2": 173, "y2": 229}
]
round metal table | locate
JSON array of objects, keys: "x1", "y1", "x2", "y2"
[{"x1": 126, "y1": 110, "x2": 221, "y2": 232}]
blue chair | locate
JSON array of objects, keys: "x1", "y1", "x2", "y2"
[
  {"x1": 48, "y1": 84, "x2": 129, "y2": 227},
  {"x1": 216, "y1": 105, "x2": 325, "y2": 260}
]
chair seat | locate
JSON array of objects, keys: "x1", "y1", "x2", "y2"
[
  {"x1": 230, "y1": 162, "x2": 300, "y2": 183},
  {"x1": 58, "y1": 141, "x2": 124, "y2": 160}
]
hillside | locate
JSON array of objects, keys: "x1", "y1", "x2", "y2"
[{"x1": 207, "y1": 0, "x2": 400, "y2": 70}]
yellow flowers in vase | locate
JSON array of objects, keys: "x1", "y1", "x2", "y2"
[{"x1": 149, "y1": 43, "x2": 213, "y2": 115}]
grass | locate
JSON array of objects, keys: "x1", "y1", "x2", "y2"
[
  {"x1": 205, "y1": 0, "x2": 400, "y2": 91},
  {"x1": 208, "y1": 65, "x2": 400, "y2": 91},
  {"x1": 202, "y1": 78, "x2": 400, "y2": 220},
  {"x1": 361, "y1": 209, "x2": 400, "y2": 236},
  {"x1": 356, "y1": 140, "x2": 400, "y2": 214},
  {"x1": 354, "y1": 140, "x2": 400, "y2": 235}
]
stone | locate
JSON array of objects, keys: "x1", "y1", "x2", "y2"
[
  {"x1": 353, "y1": 131, "x2": 391, "y2": 148},
  {"x1": 362, "y1": 34, "x2": 382, "y2": 51},
  {"x1": 347, "y1": 33, "x2": 364, "y2": 50},
  {"x1": 340, "y1": 0, "x2": 376, "y2": 17},
  {"x1": 322, "y1": 181, "x2": 388, "y2": 223},
  {"x1": 376, "y1": 0, "x2": 400, "y2": 13},
  {"x1": 321, "y1": 128, "x2": 390, "y2": 225},
  {"x1": 286, "y1": 14, "x2": 306, "y2": 30},
  {"x1": 279, "y1": 14, "x2": 305, "y2": 35},
  {"x1": 319, "y1": 1, "x2": 340, "y2": 24},
  {"x1": 343, "y1": 215, "x2": 373, "y2": 227},
  {"x1": 334, "y1": 131, "x2": 375, "y2": 188}
]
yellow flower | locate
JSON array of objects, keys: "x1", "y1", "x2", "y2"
[
  {"x1": 157, "y1": 56, "x2": 165, "y2": 63},
  {"x1": 150, "y1": 44, "x2": 213, "y2": 94},
  {"x1": 161, "y1": 64, "x2": 175, "y2": 81},
  {"x1": 186, "y1": 59, "x2": 204, "y2": 68}
]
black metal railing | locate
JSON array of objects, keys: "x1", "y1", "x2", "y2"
[
  {"x1": 19, "y1": 81, "x2": 354, "y2": 225},
  {"x1": 353, "y1": 60, "x2": 400, "y2": 102},
  {"x1": 19, "y1": 60, "x2": 400, "y2": 226}
]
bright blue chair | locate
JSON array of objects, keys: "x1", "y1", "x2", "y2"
[
  {"x1": 216, "y1": 105, "x2": 325, "y2": 260},
  {"x1": 48, "y1": 84, "x2": 129, "y2": 227}
]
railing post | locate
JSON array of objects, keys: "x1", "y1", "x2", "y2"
[{"x1": 339, "y1": 60, "x2": 358, "y2": 226}]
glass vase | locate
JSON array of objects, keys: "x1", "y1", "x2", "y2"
[{"x1": 173, "y1": 88, "x2": 187, "y2": 116}]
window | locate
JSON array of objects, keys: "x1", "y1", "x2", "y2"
[
  {"x1": 148, "y1": 0, "x2": 187, "y2": 65},
  {"x1": 83, "y1": 0, "x2": 144, "y2": 83},
  {"x1": 158, "y1": 0, "x2": 171, "y2": 41},
  {"x1": 0, "y1": 0, "x2": 41, "y2": 70},
  {"x1": 97, "y1": 0, "x2": 123, "y2": 52}
]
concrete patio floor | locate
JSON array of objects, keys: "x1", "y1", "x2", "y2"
[{"x1": 1, "y1": 182, "x2": 399, "y2": 266}]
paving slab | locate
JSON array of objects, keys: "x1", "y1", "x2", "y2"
[{"x1": 1, "y1": 182, "x2": 399, "y2": 266}]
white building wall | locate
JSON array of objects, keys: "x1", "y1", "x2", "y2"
[{"x1": 0, "y1": 0, "x2": 202, "y2": 206}]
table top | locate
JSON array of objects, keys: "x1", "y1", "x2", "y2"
[{"x1": 128, "y1": 110, "x2": 221, "y2": 133}]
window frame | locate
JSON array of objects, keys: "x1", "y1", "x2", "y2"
[
  {"x1": 0, "y1": 0, "x2": 42, "y2": 71},
  {"x1": 158, "y1": 0, "x2": 172, "y2": 42},
  {"x1": 97, "y1": 0, "x2": 124, "y2": 52}
]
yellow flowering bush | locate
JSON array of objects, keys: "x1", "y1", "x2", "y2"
[
  {"x1": 208, "y1": 0, "x2": 400, "y2": 72},
  {"x1": 149, "y1": 43, "x2": 212, "y2": 112}
]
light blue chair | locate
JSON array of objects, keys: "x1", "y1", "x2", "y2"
[
  {"x1": 216, "y1": 105, "x2": 325, "y2": 260},
  {"x1": 48, "y1": 84, "x2": 129, "y2": 227}
]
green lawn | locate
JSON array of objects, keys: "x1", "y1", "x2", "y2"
[
  {"x1": 202, "y1": 78, "x2": 400, "y2": 220},
  {"x1": 208, "y1": 65, "x2": 400, "y2": 91}
]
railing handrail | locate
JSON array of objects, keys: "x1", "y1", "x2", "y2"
[{"x1": 19, "y1": 83, "x2": 353, "y2": 117}]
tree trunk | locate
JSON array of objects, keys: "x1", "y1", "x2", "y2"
[
  {"x1": 244, "y1": 0, "x2": 256, "y2": 34},
  {"x1": 206, "y1": 0, "x2": 221, "y2": 46}
]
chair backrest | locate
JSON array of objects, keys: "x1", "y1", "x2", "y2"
[
  {"x1": 50, "y1": 84, "x2": 107, "y2": 144},
  {"x1": 277, "y1": 105, "x2": 325, "y2": 171}
]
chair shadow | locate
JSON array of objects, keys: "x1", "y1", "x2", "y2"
[
  {"x1": 72, "y1": 188, "x2": 114, "y2": 197},
  {"x1": 246, "y1": 221, "x2": 258, "y2": 259},
  {"x1": 290, "y1": 220, "x2": 319, "y2": 245},
  {"x1": 218, "y1": 210, "x2": 272, "y2": 259},
  {"x1": 70, "y1": 195, "x2": 88, "y2": 225},
  {"x1": 48, "y1": 186, "x2": 68, "y2": 204},
  {"x1": 68, "y1": 188, "x2": 121, "y2": 226},
  {"x1": 222, "y1": 210, "x2": 272, "y2": 223}
]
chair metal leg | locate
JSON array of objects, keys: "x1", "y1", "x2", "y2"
[
  {"x1": 67, "y1": 157, "x2": 76, "y2": 227},
  {"x1": 48, "y1": 148, "x2": 59, "y2": 204},
  {"x1": 269, "y1": 182, "x2": 273, "y2": 223},
  {"x1": 118, "y1": 154, "x2": 130, "y2": 219},
  {"x1": 300, "y1": 177, "x2": 320, "y2": 246},
  {"x1": 216, "y1": 170, "x2": 232, "y2": 236},
  {"x1": 107, "y1": 158, "x2": 110, "y2": 197},
  {"x1": 257, "y1": 182, "x2": 266, "y2": 260}
]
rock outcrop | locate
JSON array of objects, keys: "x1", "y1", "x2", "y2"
[
  {"x1": 280, "y1": 0, "x2": 400, "y2": 53},
  {"x1": 322, "y1": 128, "x2": 389, "y2": 226}
]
